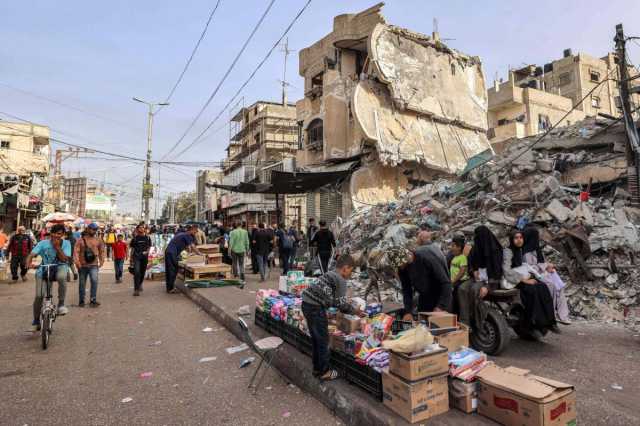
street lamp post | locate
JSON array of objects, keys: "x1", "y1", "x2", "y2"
[{"x1": 132, "y1": 97, "x2": 169, "y2": 224}]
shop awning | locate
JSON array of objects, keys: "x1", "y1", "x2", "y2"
[{"x1": 208, "y1": 163, "x2": 357, "y2": 195}]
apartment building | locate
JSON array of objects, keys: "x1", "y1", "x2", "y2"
[
  {"x1": 195, "y1": 169, "x2": 223, "y2": 223},
  {"x1": 295, "y1": 3, "x2": 492, "y2": 221},
  {"x1": 488, "y1": 49, "x2": 636, "y2": 144},
  {"x1": 220, "y1": 100, "x2": 299, "y2": 226},
  {"x1": 0, "y1": 121, "x2": 50, "y2": 230}
]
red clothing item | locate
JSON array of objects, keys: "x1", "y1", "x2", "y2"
[{"x1": 112, "y1": 241, "x2": 128, "y2": 260}]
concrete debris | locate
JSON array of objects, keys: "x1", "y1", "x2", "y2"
[{"x1": 336, "y1": 116, "x2": 640, "y2": 330}]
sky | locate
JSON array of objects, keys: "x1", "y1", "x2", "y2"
[{"x1": 2, "y1": 0, "x2": 640, "y2": 217}]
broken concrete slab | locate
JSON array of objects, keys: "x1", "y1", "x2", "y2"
[{"x1": 546, "y1": 199, "x2": 573, "y2": 222}]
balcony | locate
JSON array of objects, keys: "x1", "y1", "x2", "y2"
[{"x1": 490, "y1": 121, "x2": 527, "y2": 143}]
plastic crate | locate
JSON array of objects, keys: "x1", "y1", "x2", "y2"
[{"x1": 331, "y1": 350, "x2": 383, "y2": 401}]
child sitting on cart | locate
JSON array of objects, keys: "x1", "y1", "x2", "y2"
[{"x1": 300, "y1": 254, "x2": 366, "y2": 381}]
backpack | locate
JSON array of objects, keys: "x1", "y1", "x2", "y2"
[{"x1": 282, "y1": 231, "x2": 295, "y2": 250}]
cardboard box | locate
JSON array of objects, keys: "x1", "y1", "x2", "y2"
[
  {"x1": 433, "y1": 324, "x2": 469, "y2": 353},
  {"x1": 419, "y1": 312, "x2": 458, "y2": 329},
  {"x1": 449, "y1": 377, "x2": 478, "y2": 414},
  {"x1": 383, "y1": 372, "x2": 449, "y2": 423},
  {"x1": 329, "y1": 333, "x2": 347, "y2": 352},
  {"x1": 477, "y1": 365, "x2": 577, "y2": 426},
  {"x1": 389, "y1": 346, "x2": 448, "y2": 382},
  {"x1": 336, "y1": 312, "x2": 361, "y2": 334}
]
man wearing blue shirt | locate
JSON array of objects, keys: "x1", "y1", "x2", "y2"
[
  {"x1": 164, "y1": 225, "x2": 202, "y2": 294},
  {"x1": 26, "y1": 224, "x2": 71, "y2": 330}
]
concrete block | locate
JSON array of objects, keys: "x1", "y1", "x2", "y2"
[{"x1": 546, "y1": 199, "x2": 572, "y2": 222}]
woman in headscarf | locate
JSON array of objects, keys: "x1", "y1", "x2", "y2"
[
  {"x1": 522, "y1": 225, "x2": 571, "y2": 324},
  {"x1": 459, "y1": 225, "x2": 503, "y2": 329},
  {"x1": 468, "y1": 225, "x2": 503, "y2": 287},
  {"x1": 503, "y1": 229, "x2": 559, "y2": 339}
]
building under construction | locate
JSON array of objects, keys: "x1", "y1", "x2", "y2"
[{"x1": 220, "y1": 100, "x2": 299, "y2": 226}]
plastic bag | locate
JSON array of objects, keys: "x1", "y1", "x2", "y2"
[{"x1": 382, "y1": 325, "x2": 433, "y2": 354}]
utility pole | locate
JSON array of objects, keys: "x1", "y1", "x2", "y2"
[
  {"x1": 132, "y1": 97, "x2": 169, "y2": 224},
  {"x1": 154, "y1": 164, "x2": 160, "y2": 225},
  {"x1": 614, "y1": 24, "x2": 640, "y2": 204},
  {"x1": 279, "y1": 38, "x2": 295, "y2": 106}
]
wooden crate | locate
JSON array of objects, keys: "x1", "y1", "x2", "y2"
[
  {"x1": 205, "y1": 253, "x2": 223, "y2": 265},
  {"x1": 150, "y1": 272, "x2": 165, "y2": 281},
  {"x1": 196, "y1": 244, "x2": 220, "y2": 255},
  {"x1": 179, "y1": 263, "x2": 232, "y2": 280}
]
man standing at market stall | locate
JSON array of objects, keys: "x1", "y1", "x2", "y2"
[
  {"x1": 301, "y1": 254, "x2": 366, "y2": 381},
  {"x1": 164, "y1": 225, "x2": 202, "y2": 294},
  {"x1": 400, "y1": 230, "x2": 452, "y2": 320}
]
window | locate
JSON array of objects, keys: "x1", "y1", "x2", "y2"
[
  {"x1": 538, "y1": 114, "x2": 551, "y2": 131},
  {"x1": 0, "y1": 140, "x2": 9, "y2": 149},
  {"x1": 590, "y1": 70, "x2": 600, "y2": 82},
  {"x1": 615, "y1": 96, "x2": 623, "y2": 111},
  {"x1": 307, "y1": 119, "x2": 323, "y2": 149},
  {"x1": 592, "y1": 96, "x2": 601, "y2": 109},
  {"x1": 559, "y1": 72, "x2": 571, "y2": 86}
]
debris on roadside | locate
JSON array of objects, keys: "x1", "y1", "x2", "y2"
[
  {"x1": 226, "y1": 343, "x2": 249, "y2": 354},
  {"x1": 334, "y1": 116, "x2": 640, "y2": 330},
  {"x1": 240, "y1": 357, "x2": 256, "y2": 368},
  {"x1": 198, "y1": 356, "x2": 218, "y2": 363}
]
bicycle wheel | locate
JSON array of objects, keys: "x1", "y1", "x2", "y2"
[{"x1": 41, "y1": 311, "x2": 50, "y2": 350}]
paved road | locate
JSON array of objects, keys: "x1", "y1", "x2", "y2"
[{"x1": 0, "y1": 263, "x2": 339, "y2": 426}]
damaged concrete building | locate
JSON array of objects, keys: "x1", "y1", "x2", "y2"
[
  {"x1": 488, "y1": 49, "x2": 639, "y2": 144},
  {"x1": 295, "y1": 3, "x2": 493, "y2": 221}
]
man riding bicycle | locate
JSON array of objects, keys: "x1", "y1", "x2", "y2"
[{"x1": 25, "y1": 223, "x2": 71, "y2": 330}]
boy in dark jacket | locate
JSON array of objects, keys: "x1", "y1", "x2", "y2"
[{"x1": 301, "y1": 254, "x2": 365, "y2": 380}]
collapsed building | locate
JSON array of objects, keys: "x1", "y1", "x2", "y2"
[
  {"x1": 337, "y1": 115, "x2": 640, "y2": 331},
  {"x1": 295, "y1": 3, "x2": 493, "y2": 222}
]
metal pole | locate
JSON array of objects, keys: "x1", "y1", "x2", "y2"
[
  {"x1": 143, "y1": 104, "x2": 153, "y2": 224},
  {"x1": 154, "y1": 164, "x2": 160, "y2": 225}
]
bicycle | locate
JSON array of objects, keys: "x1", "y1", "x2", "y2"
[{"x1": 39, "y1": 263, "x2": 60, "y2": 350}]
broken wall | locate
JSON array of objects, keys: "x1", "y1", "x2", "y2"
[{"x1": 369, "y1": 24, "x2": 488, "y2": 131}]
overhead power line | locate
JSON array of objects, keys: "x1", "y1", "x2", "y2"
[
  {"x1": 161, "y1": 0, "x2": 277, "y2": 160},
  {"x1": 156, "y1": 0, "x2": 223, "y2": 113},
  {"x1": 0, "y1": 81, "x2": 141, "y2": 133},
  {"x1": 173, "y1": 0, "x2": 312, "y2": 159}
]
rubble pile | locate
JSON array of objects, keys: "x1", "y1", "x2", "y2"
[{"x1": 337, "y1": 117, "x2": 640, "y2": 330}]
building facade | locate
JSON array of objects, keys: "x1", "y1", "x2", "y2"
[
  {"x1": 195, "y1": 169, "x2": 223, "y2": 223},
  {"x1": 0, "y1": 121, "x2": 51, "y2": 231},
  {"x1": 221, "y1": 100, "x2": 299, "y2": 226},
  {"x1": 295, "y1": 3, "x2": 492, "y2": 222},
  {"x1": 63, "y1": 176, "x2": 116, "y2": 222},
  {"x1": 488, "y1": 50, "x2": 636, "y2": 144}
]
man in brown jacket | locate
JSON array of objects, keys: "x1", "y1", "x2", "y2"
[{"x1": 73, "y1": 223, "x2": 105, "y2": 307}]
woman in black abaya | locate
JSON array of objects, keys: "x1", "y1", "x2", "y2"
[{"x1": 503, "y1": 230, "x2": 559, "y2": 340}]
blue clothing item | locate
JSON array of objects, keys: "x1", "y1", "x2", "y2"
[
  {"x1": 166, "y1": 232, "x2": 195, "y2": 255},
  {"x1": 72, "y1": 231, "x2": 81, "y2": 240},
  {"x1": 114, "y1": 259, "x2": 124, "y2": 281},
  {"x1": 79, "y1": 265, "x2": 99, "y2": 302},
  {"x1": 31, "y1": 239, "x2": 71, "y2": 278}
]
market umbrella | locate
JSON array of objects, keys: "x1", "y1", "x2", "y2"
[{"x1": 42, "y1": 212, "x2": 77, "y2": 223}]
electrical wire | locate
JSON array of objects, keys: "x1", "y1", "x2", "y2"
[
  {"x1": 156, "y1": 0, "x2": 223, "y2": 113},
  {"x1": 161, "y1": 0, "x2": 277, "y2": 160},
  {"x1": 464, "y1": 76, "x2": 622, "y2": 193},
  {"x1": 0, "y1": 81, "x2": 141, "y2": 132},
  {"x1": 172, "y1": 0, "x2": 312, "y2": 159}
]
